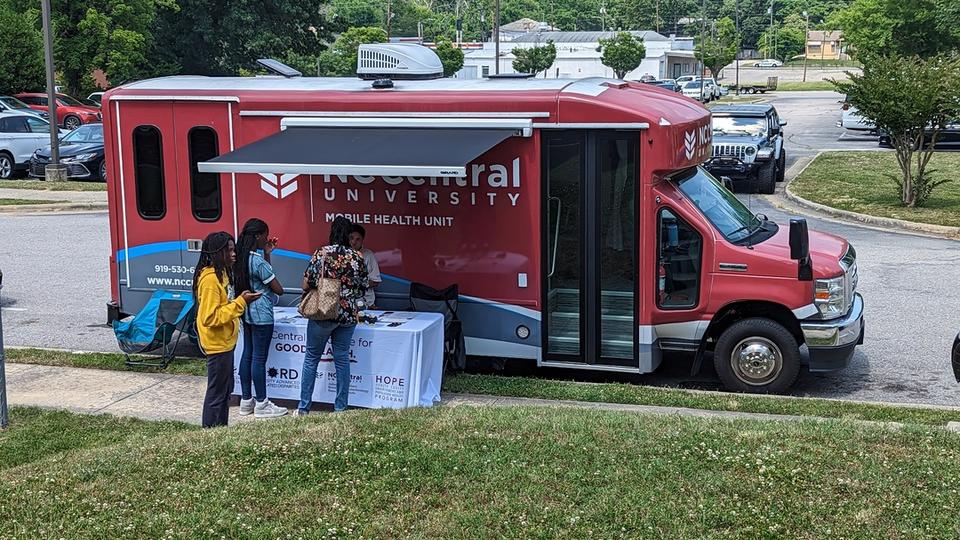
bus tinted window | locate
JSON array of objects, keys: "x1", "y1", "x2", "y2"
[
  {"x1": 657, "y1": 208, "x2": 701, "y2": 309},
  {"x1": 188, "y1": 127, "x2": 221, "y2": 222},
  {"x1": 133, "y1": 125, "x2": 165, "y2": 219}
]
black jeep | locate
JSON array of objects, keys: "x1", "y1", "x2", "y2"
[{"x1": 705, "y1": 104, "x2": 786, "y2": 194}]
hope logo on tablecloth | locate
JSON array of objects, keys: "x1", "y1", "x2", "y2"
[{"x1": 373, "y1": 374, "x2": 406, "y2": 403}]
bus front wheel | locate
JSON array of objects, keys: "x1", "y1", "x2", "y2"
[{"x1": 714, "y1": 318, "x2": 801, "y2": 394}]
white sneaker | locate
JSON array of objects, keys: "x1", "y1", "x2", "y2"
[
  {"x1": 238, "y1": 398, "x2": 255, "y2": 416},
  {"x1": 254, "y1": 399, "x2": 288, "y2": 419}
]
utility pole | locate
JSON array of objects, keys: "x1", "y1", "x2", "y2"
[
  {"x1": 802, "y1": 11, "x2": 809, "y2": 82},
  {"x1": 699, "y1": 0, "x2": 706, "y2": 101},
  {"x1": 494, "y1": 0, "x2": 500, "y2": 74},
  {"x1": 41, "y1": 0, "x2": 66, "y2": 182},
  {"x1": 770, "y1": 0, "x2": 776, "y2": 60},
  {"x1": 734, "y1": 0, "x2": 740, "y2": 92},
  {"x1": 655, "y1": 0, "x2": 660, "y2": 33},
  {"x1": 386, "y1": 0, "x2": 393, "y2": 39}
]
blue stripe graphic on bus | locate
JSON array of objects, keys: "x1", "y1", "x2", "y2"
[{"x1": 117, "y1": 240, "x2": 188, "y2": 262}]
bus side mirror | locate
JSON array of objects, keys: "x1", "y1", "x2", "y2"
[
  {"x1": 789, "y1": 218, "x2": 813, "y2": 281},
  {"x1": 720, "y1": 176, "x2": 733, "y2": 191}
]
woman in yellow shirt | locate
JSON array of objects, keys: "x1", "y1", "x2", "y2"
[{"x1": 192, "y1": 231, "x2": 260, "y2": 428}]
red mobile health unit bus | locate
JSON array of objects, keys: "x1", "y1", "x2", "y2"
[{"x1": 103, "y1": 46, "x2": 863, "y2": 393}]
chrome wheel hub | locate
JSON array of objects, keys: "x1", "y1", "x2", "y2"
[
  {"x1": 0, "y1": 158, "x2": 10, "y2": 178},
  {"x1": 731, "y1": 337, "x2": 783, "y2": 386}
]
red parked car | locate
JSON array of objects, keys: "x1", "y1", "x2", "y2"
[{"x1": 14, "y1": 92, "x2": 101, "y2": 130}]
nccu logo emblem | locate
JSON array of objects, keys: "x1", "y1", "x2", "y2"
[
  {"x1": 683, "y1": 124, "x2": 712, "y2": 160},
  {"x1": 258, "y1": 173, "x2": 300, "y2": 199}
]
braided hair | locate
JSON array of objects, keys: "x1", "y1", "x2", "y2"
[
  {"x1": 234, "y1": 218, "x2": 268, "y2": 294},
  {"x1": 192, "y1": 231, "x2": 234, "y2": 299}
]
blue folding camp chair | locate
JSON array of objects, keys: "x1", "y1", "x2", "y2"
[{"x1": 112, "y1": 290, "x2": 196, "y2": 368}]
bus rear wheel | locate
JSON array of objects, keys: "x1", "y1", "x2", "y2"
[{"x1": 714, "y1": 318, "x2": 800, "y2": 394}]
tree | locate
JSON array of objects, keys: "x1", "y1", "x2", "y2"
[
  {"x1": 832, "y1": 55, "x2": 960, "y2": 207},
  {"x1": 757, "y1": 14, "x2": 806, "y2": 62},
  {"x1": 433, "y1": 37, "x2": 464, "y2": 77},
  {"x1": 6, "y1": 0, "x2": 178, "y2": 95},
  {"x1": 0, "y1": 7, "x2": 44, "y2": 95},
  {"x1": 832, "y1": 0, "x2": 960, "y2": 58},
  {"x1": 599, "y1": 32, "x2": 646, "y2": 79},
  {"x1": 319, "y1": 26, "x2": 388, "y2": 76},
  {"x1": 512, "y1": 41, "x2": 557, "y2": 77},
  {"x1": 146, "y1": 0, "x2": 331, "y2": 78},
  {"x1": 695, "y1": 16, "x2": 738, "y2": 79}
]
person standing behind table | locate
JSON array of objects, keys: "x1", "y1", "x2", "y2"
[
  {"x1": 192, "y1": 232, "x2": 261, "y2": 428},
  {"x1": 297, "y1": 216, "x2": 369, "y2": 415},
  {"x1": 349, "y1": 224, "x2": 381, "y2": 310},
  {"x1": 234, "y1": 218, "x2": 288, "y2": 419}
]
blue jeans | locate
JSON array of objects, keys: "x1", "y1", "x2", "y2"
[
  {"x1": 299, "y1": 320, "x2": 356, "y2": 412},
  {"x1": 239, "y1": 322, "x2": 274, "y2": 401}
]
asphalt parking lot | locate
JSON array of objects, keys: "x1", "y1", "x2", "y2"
[{"x1": 0, "y1": 91, "x2": 958, "y2": 406}]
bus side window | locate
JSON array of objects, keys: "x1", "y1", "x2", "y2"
[
  {"x1": 657, "y1": 208, "x2": 702, "y2": 309},
  {"x1": 188, "y1": 127, "x2": 221, "y2": 222},
  {"x1": 133, "y1": 125, "x2": 165, "y2": 220}
]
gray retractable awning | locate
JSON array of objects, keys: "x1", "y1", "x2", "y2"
[{"x1": 197, "y1": 126, "x2": 516, "y2": 178}]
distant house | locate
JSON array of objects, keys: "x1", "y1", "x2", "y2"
[
  {"x1": 806, "y1": 30, "x2": 844, "y2": 60},
  {"x1": 459, "y1": 30, "x2": 699, "y2": 81}
]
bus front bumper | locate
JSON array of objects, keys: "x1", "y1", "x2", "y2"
[{"x1": 800, "y1": 293, "x2": 865, "y2": 372}]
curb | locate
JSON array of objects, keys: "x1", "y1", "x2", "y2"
[
  {"x1": 0, "y1": 202, "x2": 108, "y2": 214},
  {"x1": 773, "y1": 153, "x2": 960, "y2": 240}
]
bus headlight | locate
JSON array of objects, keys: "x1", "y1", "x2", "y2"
[{"x1": 814, "y1": 275, "x2": 846, "y2": 319}]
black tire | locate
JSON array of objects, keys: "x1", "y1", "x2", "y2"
[
  {"x1": 98, "y1": 160, "x2": 107, "y2": 181},
  {"x1": 776, "y1": 150, "x2": 786, "y2": 182},
  {"x1": 757, "y1": 160, "x2": 776, "y2": 194},
  {"x1": 714, "y1": 318, "x2": 801, "y2": 394},
  {"x1": 64, "y1": 115, "x2": 81, "y2": 130},
  {"x1": 0, "y1": 152, "x2": 14, "y2": 179}
]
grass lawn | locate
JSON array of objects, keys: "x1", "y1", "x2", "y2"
[
  {"x1": 446, "y1": 374, "x2": 960, "y2": 427},
  {"x1": 784, "y1": 59, "x2": 861, "y2": 68},
  {"x1": 1, "y1": 406, "x2": 959, "y2": 538},
  {"x1": 790, "y1": 151, "x2": 960, "y2": 227},
  {"x1": 0, "y1": 407, "x2": 195, "y2": 472},
  {"x1": 0, "y1": 198, "x2": 58, "y2": 205},
  {"x1": 0, "y1": 179, "x2": 106, "y2": 191},
  {"x1": 776, "y1": 81, "x2": 838, "y2": 91},
  {"x1": 10, "y1": 347, "x2": 960, "y2": 427}
]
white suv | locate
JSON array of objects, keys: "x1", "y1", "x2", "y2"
[{"x1": 0, "y1": 111, "x2": 55, "y2": 179}]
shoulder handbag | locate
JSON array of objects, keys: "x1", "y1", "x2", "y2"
[{"x1": 298, "y1": 248, "x2": 341, "y2": 321}]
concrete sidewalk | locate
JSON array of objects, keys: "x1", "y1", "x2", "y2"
[
  {"x1": 5, "y1": 363, "x2": 936, "y2": 430},
  {"x1": 0, "y1": 186, "x2": 107, "y2": 213}
]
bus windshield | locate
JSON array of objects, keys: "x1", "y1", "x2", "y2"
[{"x1": 673, "y1": 167, "x2": 763, "y2": 243}]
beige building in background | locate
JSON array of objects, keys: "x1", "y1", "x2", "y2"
[{"x1": 806, "y1": 30, "x2": 844, "y2": 60}]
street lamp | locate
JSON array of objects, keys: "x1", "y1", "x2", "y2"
[
  {"x1": 802, "y1": 11, "x2": 809, "y2": 82},
  {"x1": 41, "y1": 0, "x2": 66, "y2": 182}
]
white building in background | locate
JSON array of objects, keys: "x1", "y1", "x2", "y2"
[{"x1": 458, "y1": 30, "x2": 699, "y2": 81}]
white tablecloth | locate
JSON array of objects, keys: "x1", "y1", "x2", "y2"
[{"x1": 233, "y1": 307, "x2": 444, "y2": 409}]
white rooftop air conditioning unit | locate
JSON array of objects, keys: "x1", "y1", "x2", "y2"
[{"x1": 357, "y1": 43, "x2": 443, "y2": 81}]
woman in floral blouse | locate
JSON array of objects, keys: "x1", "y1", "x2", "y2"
[{"x1": 297, "y1": 216, "x2": 369, "y2": 414}]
